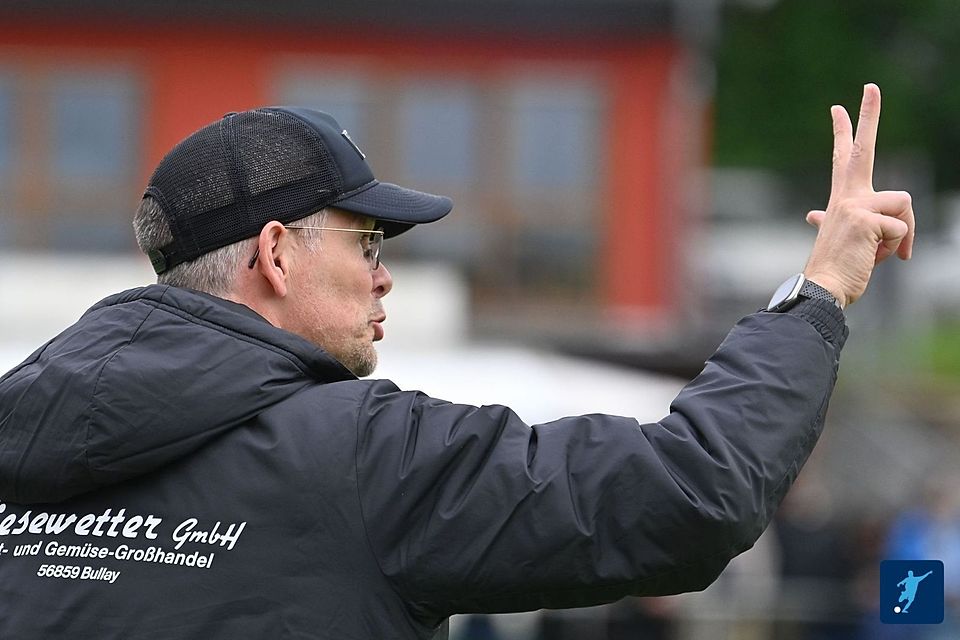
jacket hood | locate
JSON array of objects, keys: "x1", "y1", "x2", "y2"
[{"x1": 0, "y1": 285, "x2": 355, "y2": 504}]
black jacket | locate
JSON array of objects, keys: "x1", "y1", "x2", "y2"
[{"x1": 0, "y1": 284, "x2": 846, "y2": 639}]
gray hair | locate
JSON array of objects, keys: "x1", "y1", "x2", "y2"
[{"x1": 133, "y1": 196, "x2": 327, "y2": 296}]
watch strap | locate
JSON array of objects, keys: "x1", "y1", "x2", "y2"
[
  {"x1": 799, "y1": 280, "x2": 841, "y2": 309},
  {"x1": 764, "y1": 274, "x2": 847, "y2": 352}
]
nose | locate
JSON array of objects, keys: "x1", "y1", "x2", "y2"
[{"x1": 372, "y1": 262, "x2": 393, "y2": 299}]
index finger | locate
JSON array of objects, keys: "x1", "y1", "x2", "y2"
[
  {"x1": 847, "y1": 83, "x2": 881, "y2": 190},
  {"x1": 829, "y1": 105, "x2": 853, "y2": 199}
]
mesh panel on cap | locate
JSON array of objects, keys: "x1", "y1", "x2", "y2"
[
  {"x1": 147, "y1": 109, "x2": 343, "y2": 270},
  {"x1": 152, "y1": 118, "x2": 237, "y2": 257},
  {"x1": 236, "y1": 110, "x2": 342, "y2": 223}
]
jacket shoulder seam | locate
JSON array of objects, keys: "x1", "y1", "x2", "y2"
[{"x1": 83, "y1": 299, "x2": 160, "y2": 484}]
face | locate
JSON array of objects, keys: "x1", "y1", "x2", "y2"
[{"x1": 283, "y1": 209, "x2": 392, "y2": 377}]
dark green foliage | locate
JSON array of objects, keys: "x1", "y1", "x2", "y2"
[{"x1": 715, "y1": 0, "x2": 960, "y2": 191}]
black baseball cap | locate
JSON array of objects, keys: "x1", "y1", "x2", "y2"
[{"x1": 143, "y1": 107, "x2": 453, "y2": 274}]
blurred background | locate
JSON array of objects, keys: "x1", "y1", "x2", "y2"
[{"x1": 1, "y1": 0, "x2": 958, "y2": 638}]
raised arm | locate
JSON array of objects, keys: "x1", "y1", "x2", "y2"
[{"x1": 355, "y1": 84, "x2": 914, "y2": 622}]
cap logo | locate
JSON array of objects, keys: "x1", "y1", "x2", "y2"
[{"x1": 341, "y1": 130, "x2": 366, "y2": 159}]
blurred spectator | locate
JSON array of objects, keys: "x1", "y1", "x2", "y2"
[
  {"x1": 535, "y1": 608, "x2": 607, "y2": 640},
  {"x1": 605, "y1": 597, "x2": 677, "y2": 640},
  {"x1": 456, "y1": 615, "x2": 502, "y2": 640},
  {"x1": 771, "y1": 474, "x2": 859, "y2": 640},
  {"x1": 451, "y1": 611, "x2": 540, "y2": 640},
  {"x1": 878, "y1": 475, "x2": 960, "y2": 639}
]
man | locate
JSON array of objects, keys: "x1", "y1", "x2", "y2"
[
  {"x1": 0, "y1": 85, "x2": 913, "y2": 639},
  {"x1": 898, "y1": 569, "x2": 934, "y2": 613}
]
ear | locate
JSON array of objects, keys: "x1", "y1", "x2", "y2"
[{"x1": 252, "y1": 222, "x2": 295, "y2": 298}]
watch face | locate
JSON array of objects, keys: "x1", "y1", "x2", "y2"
[{"x1": 767, "y1": 274, "x2": 805, "y2": 312}]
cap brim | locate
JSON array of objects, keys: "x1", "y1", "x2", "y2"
[{"x1": 333, "y1": 181, "x2": 453, "y2": 238}]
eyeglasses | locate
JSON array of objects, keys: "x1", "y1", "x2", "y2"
[{"x1": 247, "y1": 226, "x2": 385, "y2": 270}]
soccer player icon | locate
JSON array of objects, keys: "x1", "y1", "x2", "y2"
[{"x1": 897, "y1": 570, "x2": 933, "y2": 613}]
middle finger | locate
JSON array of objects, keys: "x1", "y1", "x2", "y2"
[{"x1": 847, "y1": 83, "x2": 881, "y2": 191}]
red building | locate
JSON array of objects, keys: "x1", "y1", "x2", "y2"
[{"x1": 0, "y1": 1, "x2": 711, "y2": 338}]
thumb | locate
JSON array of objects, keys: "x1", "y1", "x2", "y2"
[
  {"x1": 806, "y1": 210, "x2": 826, "y2": 228},
  {"x1": 875, "y1": 216, "x2": 910, "y2": 264}
]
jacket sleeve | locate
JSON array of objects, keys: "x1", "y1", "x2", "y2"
[{"x1": 354, "y1": 299, "x2": 846, "y2": 619}]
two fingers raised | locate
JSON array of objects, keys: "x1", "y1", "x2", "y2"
[
  {"x1": 831, "y1": 84, "x2": 880, "y2": 198},
  {"x1": 823, "y1": 84, "x2": 914, "y2": 261}
]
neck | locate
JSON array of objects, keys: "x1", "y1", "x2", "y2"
[{"x1": 223, "y1": 289, "x2": 284, "y2": 329}]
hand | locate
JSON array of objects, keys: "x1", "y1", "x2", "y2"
[{"x1": 802, "y1": 83, "x2": 915, "y2": 308}]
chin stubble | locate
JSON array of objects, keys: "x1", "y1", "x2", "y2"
[{"x1": 347, "y1": 344, "x2": 378, "y2": 378}]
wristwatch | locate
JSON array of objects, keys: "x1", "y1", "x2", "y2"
[{"x1": 765, "y1": 273, "x2": 843, "y2": 312}]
